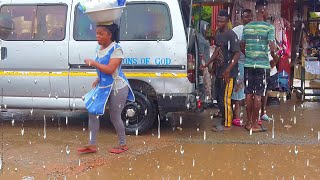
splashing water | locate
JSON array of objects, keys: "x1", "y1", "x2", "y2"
[
  {"x1": 22, "y1": 176, "x2": 34, "y2": 180},
  {"x1": 43, "y1": 115, "x2": 47, "y2": 140}
]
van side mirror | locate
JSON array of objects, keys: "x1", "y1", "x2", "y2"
[{"x1": 187, "y1": 27, "x2": 196, "y2": 51}]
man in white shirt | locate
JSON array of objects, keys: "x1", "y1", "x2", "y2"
[{"x1": 231, "y1": 9, "x2": 253, "y2": 126}]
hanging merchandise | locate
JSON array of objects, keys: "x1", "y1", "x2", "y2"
[{"x1": 79, "y1": 0, "x2": 126, "y2": 23}]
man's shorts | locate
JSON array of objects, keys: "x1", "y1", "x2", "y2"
[{"x1": 244, "y1": 67, "x2": 268, "y2": 96}]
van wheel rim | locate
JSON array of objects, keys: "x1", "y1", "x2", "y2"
[{"x1": 121, "y1": 102, "x2": 145, "y2": 126}]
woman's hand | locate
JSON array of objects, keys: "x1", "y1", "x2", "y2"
[
  {"x1": 92, "y1": 78, "x2": 99, "y2": 88},
  {"x1": 84, "y1": 59, "x2": 97, "y2": 67}
]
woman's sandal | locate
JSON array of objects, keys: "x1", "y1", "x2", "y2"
[
  {"x1": 77, "y1": 145, "x2": 97, "y2": 154},
  {"x1": 110, "y1": 146, "x2": 129, "y2": 154},
  {"x1": 232, "y1": 119, "x2": 243, "y2": 126}
]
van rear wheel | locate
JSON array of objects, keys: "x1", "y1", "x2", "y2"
[{"x1": 121, "y1": 91, "x2": 156, "y2": 135}]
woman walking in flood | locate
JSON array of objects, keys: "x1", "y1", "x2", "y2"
[{"x1": 78, "y1": 23, "x2": 135, "y2": 154}]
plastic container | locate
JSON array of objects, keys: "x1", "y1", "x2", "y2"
[
  {"x1": 79, "y1": 0, "x2": 125, "y2": 12},
  {"x1": 86, "y1": 6, "x2": 124, "y2": 23}
]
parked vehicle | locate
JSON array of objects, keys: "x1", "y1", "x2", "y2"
[{"x1": 0, "y1": 0, "x2": 205, "y2": 134}]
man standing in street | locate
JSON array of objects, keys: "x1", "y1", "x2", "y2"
[
  {"x1": 203, "y1": 9, "x2": 240, "y2": 131},
  {"x1": 231, "y1": 9, "x2": 253, "y2": 126},
  {"x1": 242, "y1": 0, "x2": 278, "y2": 132}
]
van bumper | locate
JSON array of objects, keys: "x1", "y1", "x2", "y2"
[{"x1": 157, "y1": 93, "x2": 203, "y2": 116}]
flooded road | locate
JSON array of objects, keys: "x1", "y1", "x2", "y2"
[{"x1": 1, "y1": 98, "x2": 320, "y2": 179}]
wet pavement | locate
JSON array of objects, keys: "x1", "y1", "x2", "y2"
[{"x1": 0, "y1": 96, "x2": 320, "y2": 179}]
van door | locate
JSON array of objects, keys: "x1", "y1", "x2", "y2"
[
  {"x1": 68, "y1": 1, "x2": 98, "y2": 110},
  {"x1": 0, "y1": 2, "x2": 70, "y2": 109}
]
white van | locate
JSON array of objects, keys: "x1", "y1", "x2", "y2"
[{"x1": 0, "y1": 0, "x2": 205, "y2": 134}]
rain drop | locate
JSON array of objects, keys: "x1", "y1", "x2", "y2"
[
  {"x1": 180, "y1": 145, "x2": 184, "y2": 155},
  {"x1": 179, "y1": 116, "x2": 182, "y2": 125},
  {"x1": 157, "y1": 115, "x2": 161, "y2": 139},
  {"x1": 306, "y1": 159, "x2": 309, "y2": 167},
  {"x1": 203, "y1": 131, "x2": 206, "y2": 141},
  {"x1": 65, "y1": 116, "x2": 68, "y2": 125},
  {"x1": 192, "y1": 159, "x2": 195, "y2": 167},
  {"x1": 11, "y1": 119, "x2": 15, "y2": 126},
  {"x1": 43, "y1": 115, "x2": 47, "y2": 140},
  {"x1": 250, "y1": 128, "x2": 252, "y2": 136},
  {"x1": 66, "y1": 145, "x2": 70, "y2": 155},
  {"x1": 21, "y1": 128, "x2": 24, "y2": 136},
  {"x1": 7, "y1": 79, "x2": 10, "y2": 83},
  {"x1": 294, "y1": 146, "x2": 299, "y2": 155},
  {"x1": 0, "y1": 155, "x2": 2, "y2": 171},
  {"x1": 135, "y1": 129, "x2": 138, "y2": 136}
]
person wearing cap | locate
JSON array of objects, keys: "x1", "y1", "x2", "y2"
[{"x1": 78, "y1": 22, "x2": 135, "y2": 154}]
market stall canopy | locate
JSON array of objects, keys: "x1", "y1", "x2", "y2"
[{"x1": 192, "y1": 0, "x2": 234, "y2": 6}]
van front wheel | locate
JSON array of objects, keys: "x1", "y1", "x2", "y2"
[{"x1": 121, "y1": 91, "x2": 156, "y2": 135}]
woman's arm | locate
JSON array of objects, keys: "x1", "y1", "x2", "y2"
[{"x1": 84, "y1": 58, "x2": 122, "y2": 75}]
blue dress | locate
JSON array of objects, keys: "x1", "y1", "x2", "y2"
[{"x1": 84, "y1": 44, "x2": 135, "y2": 115}]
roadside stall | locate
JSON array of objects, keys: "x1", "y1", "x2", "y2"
[{"x1": 293, "y1": 0, "x2": 320, "y2": 100}]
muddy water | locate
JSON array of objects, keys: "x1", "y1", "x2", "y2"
[
  {"x1": 1, "y1": 99, "x2": 320, "y2": 179},
  {"x1": 75, "y1": 143, "x2": 320, "y2": 180}
]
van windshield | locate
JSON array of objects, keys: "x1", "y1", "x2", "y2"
[{"x1": 74, "y1": 3, "x2": 172, "y2": 41}]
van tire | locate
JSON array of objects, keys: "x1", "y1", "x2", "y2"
[{"x1": 122, "y1": 91, "x2": 156, "y2": 135}]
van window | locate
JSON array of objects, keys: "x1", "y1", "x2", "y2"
[
  {"x1": 74, "y1": 3, "x2": 172, "y2": 41},
  {"x1": 0, "y1": 5, "x2": 67, "y2": 41}
]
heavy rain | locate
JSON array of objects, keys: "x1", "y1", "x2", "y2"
[{"x1": 0, "y1": 0, "x2": 320, "y2": 179}]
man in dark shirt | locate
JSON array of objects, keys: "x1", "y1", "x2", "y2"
[{"x1": 203, "y1": 9, "x2": 240, "y2": 131}]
